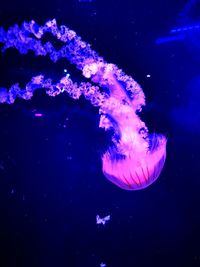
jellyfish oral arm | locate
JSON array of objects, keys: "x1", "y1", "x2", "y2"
[
  {"x1": 0, "y1": 19, "x2": 167, "y2": 190},
  {"x1": 96, "y1": 73, "x2": 167, "y2": 190}
]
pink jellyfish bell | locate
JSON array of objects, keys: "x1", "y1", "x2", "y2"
[{"x1": 102, "y1": 133, "x2": 167, "y2": 190}]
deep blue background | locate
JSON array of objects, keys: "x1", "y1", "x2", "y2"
[{"x1": 0, "y1": 0, "x2": 200, "y2": 266}]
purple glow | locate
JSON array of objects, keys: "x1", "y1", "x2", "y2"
[{"x1": 34, "y1": 113, "x2": 43, "y2": 117}]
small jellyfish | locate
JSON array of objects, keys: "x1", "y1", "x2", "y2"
[{"x1": 96, "y1": 215, "x2": 110, "y2": 225}]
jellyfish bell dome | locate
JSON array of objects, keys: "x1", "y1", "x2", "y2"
[{"x1": 102, "y1": 134, "x2": 167, "y2": 190}]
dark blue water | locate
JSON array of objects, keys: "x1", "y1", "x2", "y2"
[{"x1": 0, "y1": 0, "x2": 200, "y2": 266}]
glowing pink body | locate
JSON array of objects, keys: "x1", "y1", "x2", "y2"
[
  {"x1": 98, "y1": 72, "x2": 167, "y2": 190},
  {"x1": 102, "y1": 139, "x2": 166, "y2": 190}
]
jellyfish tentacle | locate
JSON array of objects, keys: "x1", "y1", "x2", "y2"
[
  {"x1": 0, "y1": 20, "x2": 145, "y2": 110},
  {"x1": 0, "y1": 74, "x2": 107, "y2": 107}
]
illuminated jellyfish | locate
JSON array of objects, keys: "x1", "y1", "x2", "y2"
[{"x1": 0, "y1": 19, "x2": 167, "y2": 190}]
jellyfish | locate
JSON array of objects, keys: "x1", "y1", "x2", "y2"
[
  {"x1": 96, "y1": 215, "x2": 110, "y2": 225},
  {"x1": 0, "y1": 19, "x2": 167, "y2": 190}
]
